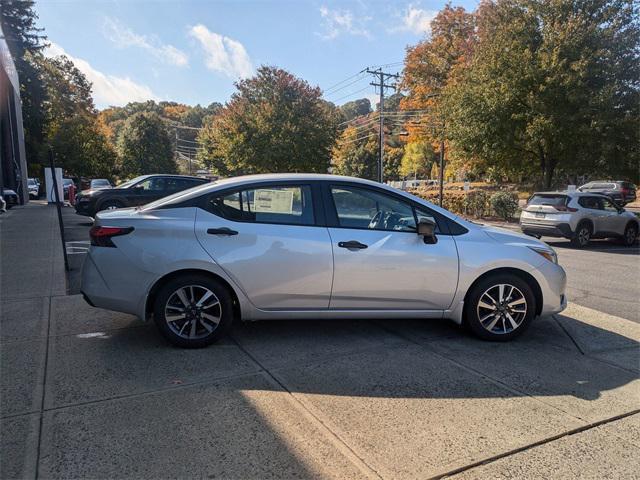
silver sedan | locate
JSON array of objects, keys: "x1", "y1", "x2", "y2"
[{"x1": 81, "y1": 174, "x2": 567, "y2": 348}]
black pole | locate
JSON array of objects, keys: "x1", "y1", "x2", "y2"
[
  {"x1": 49, "y1": 148, "x2": 69, "y2": 271},
  {"x1": 438, "y1": 137, "x2": 445, "y2": 207}
]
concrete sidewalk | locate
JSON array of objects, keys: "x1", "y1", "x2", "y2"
[{"x1": 1, "y1": 203, "x2": 639, "y2": 479}]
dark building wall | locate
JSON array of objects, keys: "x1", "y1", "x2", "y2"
[{"x1": 1, "y1": 23, "x2": 28, "y2": 204}]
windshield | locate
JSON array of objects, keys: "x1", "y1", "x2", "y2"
[
  {"x1": 115, "y1": 176, "x2": 146, "y2": 189},
  {"x1": 139, "y1": 181, "x2": 216, "y2": 211},
  {"x1": 28, "y1": 179, "x2": 37, "y2": 185},
  {"x1": 92, "y1": 179, "x2": 110, "y2": 187}
]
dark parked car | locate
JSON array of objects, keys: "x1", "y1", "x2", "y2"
[
  {"x1": 578, "y1": 181, "x2": 637, "y2": 206},
  {"x1": 2, "y1": 188, "x2": 19, "y2": 209},
  {"x1": 75, "y1": 174, "x2": 209, "y2": 217}
]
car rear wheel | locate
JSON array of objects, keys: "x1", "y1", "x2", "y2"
[
  {"x1": 571, "y1": 223, "x2": 591, "y2": 248},
  {"x1": 622, "y1": 223, "x2": 638, "y2": 247},
  {"x1": 153, "y1": 274, "x2": 234, "y2": 348},
  {"x1": 464, "y1": 274, "x2": 535, "y2": 341}
]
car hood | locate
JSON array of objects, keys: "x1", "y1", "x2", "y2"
[
  {"x1": 481, "y1": 224, "x2": 549, "y2": 249},
  {"x1": 3, "y1": 189, "x2": 17, "y2": 195}
]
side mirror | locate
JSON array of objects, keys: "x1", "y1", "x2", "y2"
[{"x1": 417, "y1": 219, "x2": 437, "y2": 244}]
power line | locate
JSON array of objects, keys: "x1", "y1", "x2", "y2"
[
  {"x1": 323, "y1": 69, "x2": 367, "y2": 94},
  {"x1": 323, "y1": 76, "x2": 368, "y2": 97},
  {"x1": 330, "y1": 85, "x2": 373, "y2": 103},
  {"x1": 339, "y1": 132, "x2": 378, "y2": 145}
]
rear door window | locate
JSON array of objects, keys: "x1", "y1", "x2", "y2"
[
  {"x1": 206, "y1": 185, "x2": 315, "y2": 226},
  {"x1": 578, "y1": 196, "x2": 602, "y2": 210}
]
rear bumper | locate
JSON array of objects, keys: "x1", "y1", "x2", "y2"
[
  {"x1": 81, "y1": 249, "x2": 154, "y2": 319},
  {"x1": 521, "y1": 222, "x2": 573, "y2": 238}
]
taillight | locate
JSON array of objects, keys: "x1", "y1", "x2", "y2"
[
  {"x1": 89, "y1": 226, "x2": 134, "y2": 247},
  {"x1": 553, "y1": 205, "x2": 578, "y2": 212}
]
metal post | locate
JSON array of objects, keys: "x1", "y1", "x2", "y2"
[
  {"x1": 438, "y1": 137, "x2": 445, "y2": 207},
  {"x1": 378, "y1": 71, "x2": 384, "y2": 183},
  {"x1": 49, "y1": 148, "x2": 69, "y2": 271}
]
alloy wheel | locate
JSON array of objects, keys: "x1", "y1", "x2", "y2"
[
  {"x1": 164, "y1": 285, "x2": 222, "y2": 340},
  {"x1": 476, "y1": 283, "x2": 528, "y2": 335},
  {"x1": 625, "y1": 227, "x2": 637, "y2": 245},
  {"x1": 578, "y1": 227, "x2": 590, "y2": 247}
]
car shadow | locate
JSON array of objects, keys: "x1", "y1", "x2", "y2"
[
  {"x1": 543, "y1": 238, "x2": 639, "y2": 254},
  {"x1": 61, "y1": 311, "x2": 639, "y2": 404}
]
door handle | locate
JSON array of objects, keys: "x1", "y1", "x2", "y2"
[
  {"x1": 207, "y1": 227, "x2": 238, "y2": 236},
  {"x1": 338, "y1": 240, "x2": 368, "y2": 250}
]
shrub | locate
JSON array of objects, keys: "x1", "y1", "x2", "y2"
[
  {"x1": 464, "y1": 190, "x2": 491, "y2": 218},
  {"x1": 490, "y1": 191, "x2": 519, "y2": 221}
]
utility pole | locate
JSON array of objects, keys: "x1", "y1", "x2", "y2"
[{"x1": 366, "y1": 68, "x2": 400, "y2": 183}]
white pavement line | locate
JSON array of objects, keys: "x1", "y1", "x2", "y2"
[
  {"x1": 437, "y1": 410, "x2": 640, "y2": 480},
  {"x1": 229, "y1": 335, "x2": 384, "y2": 480}
]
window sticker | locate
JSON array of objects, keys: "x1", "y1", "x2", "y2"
[{"x1": 253, "y1": 189, "x2": 294, "y2": 214}]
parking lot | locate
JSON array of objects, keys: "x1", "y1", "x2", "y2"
[{"x1": 2, "y1": 203, "x2": 639, "y2": 479}]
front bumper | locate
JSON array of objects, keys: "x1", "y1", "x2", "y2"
[
  {"x1": 521, "y1": 222, "x2": 573, "y2": 239},
  {"x1": 75, "y1": 200, "x2": 95, "y2": 217},
  {"x1": 529, "y1": 260, "x2": 567, "y2": 316}
]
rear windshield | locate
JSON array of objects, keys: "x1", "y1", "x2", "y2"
[{"x1": 528, "y1": 195, "x2": 568, "y2": 207}]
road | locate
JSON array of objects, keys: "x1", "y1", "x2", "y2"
[
  {"x1": 545, "y1": 237, "x2": 639, "y2": 323},
  {"x1": 61, "y1": 206, "x2": 639, "y2": 323}
]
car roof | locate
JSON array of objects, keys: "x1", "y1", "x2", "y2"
[
  {"x1": 137, "y1": 174, "x2": 207, "y2": 180},
  {"x1": 212, "y1": 173, "x2": 385, "y2": 188},
  {"x1": 532, "y1": 191, "x2": 611, "y2": 198}
]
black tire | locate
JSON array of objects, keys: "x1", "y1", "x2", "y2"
[
  {"x1": 571, "y1": 222, "x2": 592, "y2": 248},
  {"x1": 153, "y1": 274, "x2": 234, "y2": 348},
  {"x1": 97, "y1": 199, "x2": 124, "y2": 212},
  {"x1": 464, "y1": 274, "x2": 536, "y2": 341},
  {"x1": 621, "y1": 223, "x2": 638, "y2": 247}
]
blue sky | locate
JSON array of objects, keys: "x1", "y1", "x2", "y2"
[{"x1": 38, "y1": 0, "x2": 477, "y2": 110}]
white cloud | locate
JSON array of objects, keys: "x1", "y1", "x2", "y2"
[
  {"x1": 44, "y1": 42, "x2": 158, "y2": 108},
  {"x1": 392, "y1": 5, "x2": 437, "y2": 36},
  {"x1": 318, "y1": 6, "x2": 371, "y2": 40},
  {"x1": 188, "y1": 25, "x2": 253, "y2": 79},
  {"x1": 103, "y1": 17, "x2": 188, "y2": 67}
]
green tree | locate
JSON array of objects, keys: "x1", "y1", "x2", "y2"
[
  {"x1": 38, "y1": 55, "x2": 95, "y2": 132},
  {"x1": 331, "y1": 126, "x2": 379, "y2": 180},
  {"x1": 443, "y1": 0, "x2": 640, "y2": 187},
  {"x1": 50, "y1": 116, "x2": 116, "y2": 178},
  {"x1": 117, "y1": 112, "x2": 176, "y2": 176},
  {"x1": 1, "y1": 0, "x2": 48, "y2": 171},
  {"x1": 400, "y1": 141, "x2": 433, "y2": 179},
  {"x1": 339, "y1": 98, "x2": 371, "y2": 122},
  {"x1": 197, "y1": 66, "x2": 339, "y2": 175}
]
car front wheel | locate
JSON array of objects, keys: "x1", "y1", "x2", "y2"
[
  {"x1": 622, "y1": 223, "x2": 638, "y2": 247},
  {"x1": 465, "y1": 274, "x2": 535, "y2": 341},
  {"x1": 153, "y1": 274, "x2": 234, "y2": 348}
]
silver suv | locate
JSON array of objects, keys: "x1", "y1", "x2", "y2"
[{"x1": 520, "y1": 191, "x2": 639, "y2": 248}]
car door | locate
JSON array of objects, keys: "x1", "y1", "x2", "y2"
[
  {"x1": 600, "y1": 197, "x2": 627, "y2": 235},
  {"x1": 194, "y1": 183, "x2": 333, "y2": 310},
  {"x1": 579, "y1": 196, "x2": 608, "y2": 233},
  {"x1": 324, "y1": 183, "x2": 459, "y2": 311}
]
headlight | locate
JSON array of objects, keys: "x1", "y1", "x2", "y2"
[{"x1": 528, "y1": 246, "x2": 558, "y2": 264}]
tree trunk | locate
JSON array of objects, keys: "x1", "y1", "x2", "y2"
[{"x1": 543, "y1": 158, "x2": 557, "y2": 190}]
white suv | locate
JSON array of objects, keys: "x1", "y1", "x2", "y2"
[{"x1": 520, "y1": 191, "x2": 639, "y2": 248}]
